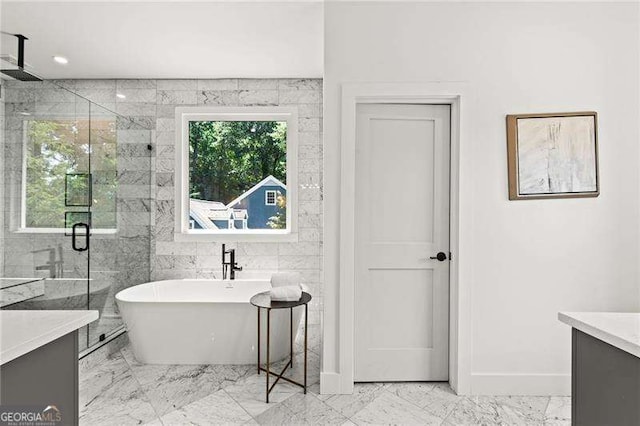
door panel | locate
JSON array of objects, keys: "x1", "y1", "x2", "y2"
[
  {"x1": 355, "y1": 103, "x2": 450, "y2": 382},
  {"x1": 366, "y1": 269, "x2": 434, "y2": 350},
  {"x1": 368, "y1": 117, "x2": 435, "y2": 243}
]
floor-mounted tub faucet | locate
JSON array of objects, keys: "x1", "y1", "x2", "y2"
[
  {"x1": 222, "y1": 244, "x2": 243, "y2": 280},
  {"x1": 33, "y1": 245, "x2": 64, "y2": 278}
]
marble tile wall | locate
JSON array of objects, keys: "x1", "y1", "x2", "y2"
[
  {"x1": 5, "y1": 78, "x2": 324, "y2": 325},
  {"x1": 86, "y1": 78, "x2": 323, "y2": 324}
]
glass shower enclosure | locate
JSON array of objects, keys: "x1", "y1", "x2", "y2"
[{"x1": 1, "y1": 80, "x2": 152, "y2": 353}]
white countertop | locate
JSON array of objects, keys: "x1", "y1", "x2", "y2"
[
  {"x1": 1, "y1": 310, "x2": 99, "y2": 365},
  {"x1": 559, "y1": 312, "x2": 640, "y2": 358}
]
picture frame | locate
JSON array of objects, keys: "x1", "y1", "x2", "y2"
[{"x1": 506, "y1": 111, "x2": 599, "y2": 200}]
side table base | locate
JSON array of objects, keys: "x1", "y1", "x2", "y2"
[
  {"x1": 259, "y1": 362, "x2": 307, "y2": 395},
  {"x1": 252, "y1": 292, "x2": 311, "y2": 403}
]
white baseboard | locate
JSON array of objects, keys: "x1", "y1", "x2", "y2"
[
  {"x1": 320, "y1": 371, "x2": 342, "y2": 394},
  {"x1": 321, "y1": 371, "x2": 569, "y2": 396},
  {"x1": 471, "y1": 373, "x2": 571, "y2": 396}
]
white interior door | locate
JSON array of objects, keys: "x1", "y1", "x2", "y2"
[{"x1": 354, "y1": 103, "x2": 450, "y2": 382}]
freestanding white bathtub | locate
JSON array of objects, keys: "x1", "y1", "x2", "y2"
[{"x1": 115, "y1": 279, "x2": 302, "y2": 364}]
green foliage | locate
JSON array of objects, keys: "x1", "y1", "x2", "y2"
[
  {"x1": 189, "y1": 121, "x2": 287, "y2": 204},
  {"x1": 267, "y1": 192, "x2": 286, "y2": 229},
  {"x1": 25, "y1": 119, "x2": 117, "y2": 229}
]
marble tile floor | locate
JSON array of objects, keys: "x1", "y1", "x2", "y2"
[{"x1": 79, "y1": 325, "x2": 570, "y2": 426}]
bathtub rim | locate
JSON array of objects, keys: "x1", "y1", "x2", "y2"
[{"x1": 115, "y1": 278, "x2": 272, "y2": 304}]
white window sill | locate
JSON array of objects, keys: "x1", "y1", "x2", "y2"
[
  {"x1": 174, "y1": 231, "x2": 299, "y2": 243},
  {"x1": 14, "y1": 228, "x2": 118, "y2": 235}
]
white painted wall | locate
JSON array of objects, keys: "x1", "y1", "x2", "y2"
[{"x1": 322, "y1": 1, "x2": 640, "y2": 395}]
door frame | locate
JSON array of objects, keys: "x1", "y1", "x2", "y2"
[{"x1": 335, "y1": 82, "x2": 473, "y2": 395}]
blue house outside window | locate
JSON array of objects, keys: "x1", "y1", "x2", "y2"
[{"x1": 188, "y1": 175, "x2": 286, "y2": 231}]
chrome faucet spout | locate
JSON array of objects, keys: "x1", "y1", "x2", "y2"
[
  {"x1": 34, "y1": 246, "x2": 62, "y2": 278},
  {"x1": 222, "y1": 244, "x2": 242, "y2": 280}
]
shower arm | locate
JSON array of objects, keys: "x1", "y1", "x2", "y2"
[
  {"x1": 0, "y1": 32, "x2": 28, "y2": 68},
  {"x1": 15, "y1": 34, "x2": 26, "y2": 68}
]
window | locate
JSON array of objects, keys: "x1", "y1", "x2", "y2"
[
  {"x1": 175, "y1": 107, "x2": 298, "y2": 241},
  {"x1": 21, "y1": 118, "x2": 117, "y2": 232},
  {"x1": 265, "y1": 190, "x2": 277, "y2": 206}
]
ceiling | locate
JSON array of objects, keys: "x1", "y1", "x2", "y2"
[{"x1": 0, "y1": 1, "x2": 323, "y2": 79}]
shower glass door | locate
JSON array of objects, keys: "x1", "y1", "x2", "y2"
[
  {"x1": 85, "y1": 102, "x2": 118, "y2": 347},
  {"x1": 9, "y1": 85, "x2": 93, "y2": 350},
  {"x1": 86, "y1": 98, "x2": 152, "y2": 349},
  {"x1": 83, "y1": 98, "x2": 153, "y2": 348},
  {"x1": 2, "y1": 80, "x2": 152, "y2": 352}
]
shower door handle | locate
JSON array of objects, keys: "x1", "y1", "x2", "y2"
[{"x1": 72, "y1": 223, "x2": 90, "y2": 252}]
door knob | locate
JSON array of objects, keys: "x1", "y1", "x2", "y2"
[{"x1": 430, "y1": 252, "x2": 447, "y2": 262}]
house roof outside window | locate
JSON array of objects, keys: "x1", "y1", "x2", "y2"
[
  {"x1": 189, "y1": 199, "x2": 225, "y2": 229},
  {"x1": 189, "y1": 175, "x2": 284, "y2": 230},
  {"x1": 226, "y1": 175, "x2": 286, "y2": 209}
]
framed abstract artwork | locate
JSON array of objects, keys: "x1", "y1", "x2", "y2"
[{"x1": 506, "y1": 112, "x2": 599, "y2": 200}]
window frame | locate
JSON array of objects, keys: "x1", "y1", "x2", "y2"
[
  {"x1": 265, "y1": 190, "x2": 277, "y2": 206},
  {"x1": 174, "y1": 106, "x2": 299, "y2": 242},
  {"x1": 18, "y1": 117, "x2": 117, "y2": 235}
]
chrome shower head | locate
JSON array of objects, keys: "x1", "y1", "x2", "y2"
[{"x1": 1, "y1": 67, "x2": 42, "y2": 81}]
